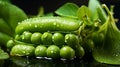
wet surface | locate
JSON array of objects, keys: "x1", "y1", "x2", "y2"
[{"x1": 0, "y1": 55, "x2": 120, "y2": 67}]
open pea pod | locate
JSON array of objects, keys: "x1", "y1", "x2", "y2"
[
  {"x1": 0, "y1": 1, "x2": 27, "y2": 34},
  {"x1": 92, "y1": 5, "x2": 120, "y2": 65},
  {"x1": 0, "y1": 32, "x2": 11, "y2": 46}
]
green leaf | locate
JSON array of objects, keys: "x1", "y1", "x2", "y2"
[
  {"x1": 0, "y1": 0, "x2": 10, "y2": 2},
  {"x1": 55, "y1": 3, "x2": 79, "y2": 18},
  {"x1": 77, "y1": 5, "x2": 91, "y2": 20},
  {"x1": 37, "y1": 6, "x2": 44, "y2": 17},
  {"x1": 77, "y1": 5, "x2": 92, "y2": 25},
  {"x1": 0, "y1": 1, "x2": 28, "y2": 32},
  {"x1": 97, "y1": 5, "x2": 107, "y2": 23},
  {"x1": 88, "y1": 0, "x2": 107, "y2": 22},
  {"x1": 45, "y1": 12, "x2": 54, "y2": 17},
  {"x1": 0, "y1": 32, "x2": 11, "y2": 46},
  {"x1": 0, "y1": 18, "x2": 13, "y2": 36},
  {"x1": 92, "y1": 6, "x2": 120, "y2": 65},
  {"x1": 0, "y1": 48, "x2": 9, "y2": 60}
]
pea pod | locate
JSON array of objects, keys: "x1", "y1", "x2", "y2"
[
  {"x1": 15, "y1": 17, "x2": 81, "y2": 34},
  {"x1": 10, "y1": 44, "x2": 35, "y2": 56}
]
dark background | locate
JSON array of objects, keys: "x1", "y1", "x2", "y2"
[
  {"x1": 10, "y1": 0, "x2": 120, "y2": 27},
  {"x1": 10, "y1": 0, "x2": 120, "y2": 16}
]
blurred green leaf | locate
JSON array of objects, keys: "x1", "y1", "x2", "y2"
[
  {"x1": 0, "y1": 1, "x2": 28, "y2": 34},
  {"x1": 88, "y1": 0, "x2": 107, "y2": 22},
  {"x1": 0, "y1": 48, "x2": 9, "y2": 60},
  {"x1": 0, "y1": 18, "x2": 13, "y2": 36},
  {"x1": 0, "y1": 32, "x2": 11, "y2": 45}
]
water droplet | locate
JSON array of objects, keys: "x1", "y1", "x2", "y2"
[
  {"x1": 18, "y1": 22, "x2": 21, "y2": 25},
  {"x1": 113, "y1": 53, "x2": 119, "y2": 57},
  {"x1": 60, "y1": 24, "x2": 63, "y2": 27},
  {"x1": 57, "y1": 24, "x2": 59, "y2": 27},
  {"x1": 116, "y1": 54, "x2": 118, "y2": 56},
  {"x1": 26, "y1": 56, "x2": 30, "y2": 64},
  {"x1": 29, "y1": 24, "x2": 32, "y2": 26},
  {"x1": 53, "y1": 22, "x2": 57, "y2": 25},
  {"x1": 51, "y1": 51, "x2": 53, "y2": 53},
  {"x1": 35, "y1": 25, "x2": 37, "y2": 28},
  {"x1": 23, "y1": 51, "x2": 26, "y2": 53}
]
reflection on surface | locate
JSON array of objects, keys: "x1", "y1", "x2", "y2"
[{"x1": 0, "y1": 56, "x2": 120, "y2": 67}]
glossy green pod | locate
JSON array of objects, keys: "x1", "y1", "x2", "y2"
[
  {"x1": 15, "y1": 17, "x2": 81, "y2": 34},
  {"x1": 10, "y1": 45, "x2": 35, "y2": 56}
]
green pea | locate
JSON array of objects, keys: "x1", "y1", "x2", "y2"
[
  {"x1": 31, "y1": 32, "x2": 42, "y2": 44},
  {"x1": 15, "y1": 17, "x2": 81, "y2": 34},
  {"x1": 35, "y1": 45, "x2": 47, "y2": 57},
  {"x1": 92, "y1": 32, "x2": 104, "y2": 46},
  {"x1": 65, "y1": 34, "x2": 79, "y2": 49},
  {"x1": 46, "y1": 45, "x2": 60, "y2": 59},
  {"x1": 83, "y1": 39, "x2": 94, "y2": 53},
  {"x1": 21, "y1": 31, "x2": 32, "y2": 43},
  {"x1": 75, "y1": 45, "x2": 85, "y2": 58},
  {"x1": 60, "y1": 46, "x2": 75, "y2": 59},
  {"x1": 52, "y1": 32, "x2": 65, "y2": 46},
  {"x1": 41, "y1": 32, "x2": 52, "y2": 45},
  {"x1": 6, "y1": 39, "x2": 15, "y2": 49},
  {"x1": 10, "y1": 45, "x2": 35, "y2": 56}
]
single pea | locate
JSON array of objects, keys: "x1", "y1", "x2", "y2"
[
  {"x1": 60, "y1": 46, "x2": 75, "y2": 59},
  {"x1": 52, "y1": 32, "x2": 65, "y2": 46},
  {"x1": 21, "y1": 31, "x2": 32, "y2": 43},
  {"x1": 41, "y1": 32, "x2": 52, "y2": 45},
  {"x1": 75, "y1": 45, "x2": 85, "y2": 58},
  {"x1": 83, "y1": 39, "x2": 94, "y2": 52},
  {"x1": 35, "y1": 45, "x2": 47, "y2": 57},
  {"x1": 10, "y1": 44, "x2": 35, "y2": 56},
  {"x1": 46, "y1": 45, "x2": 60, "y2": 59},
  {"x1": 65, "y1": 34, "x2": 79, "y2": 49},
  {"x1": 31, "y1": 32, "x2": 42, "y2": 44},
  {"x1": 6, "y1": 39, "x2": 15, "y2": 49},
  {"x1": 92, "y1": 32, "x2": 104, "y2": 45}
]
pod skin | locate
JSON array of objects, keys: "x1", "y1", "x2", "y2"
[
  {"x1": 10, "y1": 45, "x2": 35, "y2": 56},
  {"x1": 15, "y1": 17, "x2": 81, "y2": 34}
]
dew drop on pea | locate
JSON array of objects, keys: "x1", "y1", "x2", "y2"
[
  {"x1": 29, "y1": 24, "x2": 32, "y2": 26},
  {"x1": 53, "y1": 22, "x2": 57, "y2": 26},
  {"x1": 18, "y1": 22, "x2": 21, "y2": 25},
  {"x1": 35, "y1": 25, "x2": 38, "y2": 28},
  {"x1": 56, "y1": 24, "x2": 59, "y2": 27}
]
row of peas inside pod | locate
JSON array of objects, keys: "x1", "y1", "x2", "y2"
[{"x1": 7, "y1": 31, "x2": 85, "y2": 60}]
